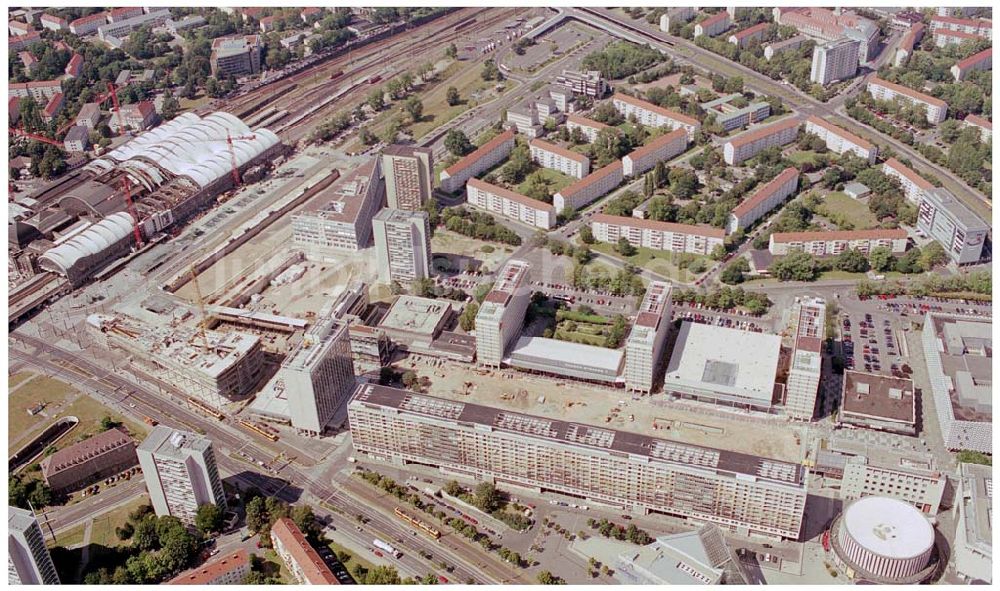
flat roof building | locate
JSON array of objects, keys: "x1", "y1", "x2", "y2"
[
  {"x1": 954, "y1": 463, "x2": 992, "y2": 583},
  {"x1": 555, "y1": 69, "x2": 608, "y2": 98},
  {"x1": 921, "y1": 313, "x2": 991, "y2": 453},
  {"x1": 785, "y1": 296, "x2": 825, "y2": 420},
  {"x1": 381, "y1": 144, "x2": 433, "y2": 211},
  {"x1": 624, "y1": 281, "x2": 673, "y2": 393},
  {"x1": 372, "y1": 208, "x2": 431, "y2": 285},
  {"x1": 8, "y1": 506, "x2": 59, "y2": 585},
  {"x1": 616, "y1": 524, "x2": 748, "y2": 585},
  {"x1": 839, "y1": 371, "x2": 916, "y2": 435},
  {"x1": 811, "y1": 38, "x2": 860, "y2": 85},
  {"x1": 210, "y1": 35, "x2": 263, "y2": 77},
  {"x1": 475, "y1": 260, "x2": 531, "y2": 367},
  {"x1": 506, "y1": 336, "x2": 624, "y2": 384},
  {"x1": 917, "y1": 187, "x2": 988, "y2": 264},
  {"x1": 841, "y1": 454, "x2": 946, "y2": 516},
  {"x1": 466, "y1": 177, "x2": 556, "y2": 230},
  {"x1": 723, "y1": 118, "x2": 800, "y2": 166},
  {"x1": 349, "y1": 384, "x2": 808, "y2": 539},
  {"x1": 291, "y1": 158, "x2": 386, "y2": 252},
  {"x1": 727, "y1": 167, "x2": 799, "y2": 233},
  {"x1": 663, "y1": 321, "x2": 783, "y2": 411},
  {"x1": 439, "y1": 129, "x2": 516, "y2": 194},
  {"x1": 699, "y1": 94, "x2": 770, "y2": 133},
  {"x1": 137, "y1": 426, "x2": 227, "y2": 526}
]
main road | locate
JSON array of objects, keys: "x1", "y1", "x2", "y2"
[{"x1": 570, "y1": 7, "x2": 991, "y2": 218}]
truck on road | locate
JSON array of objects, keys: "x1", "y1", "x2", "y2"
[{"x1": 373, "y1": 539, "x2": 401, "y2": 558}]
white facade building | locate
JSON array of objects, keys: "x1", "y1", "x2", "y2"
[
  {"x1": 529, "y1": 138, "x2": 590, "y2": 179},
  {"x1": 475, "y1": 260, "x2": 531, "y2": 367},
  {"x1": 8, "y1": 507, "x2": 59, "y2": 585},
  {"x1": 621, "y1": 129, "x2": 688, "y2": 177},
  {"x1": 723, "y1": 118, "x2": 800, "y2": 166},
  {"x1": 867, "y1": 77, "x2": 948, "y2": 124},
  {"x1": 612, "y1": 93, "x2": 701, "y2": 140},
  {"x1": 804, "y1": 116, "x2": 877, "y2": 163},
  {"x1": 624, "y1": 281, "x2": 673, "y2": 393},
  {"x1": 466, "y1": 178, "x2": 556, "y2": 230},
  {"x1": 137, "y1": 426, "x2": 227, "y2": 526},
  {"x1": 439, "y1": 129, "x2": 516, "y2": 194},
  {"x1": 372, "y1": 208, "x2": 431, "y2": 284},
  {"x1": 592, "y1": 214, "x2": 724, "y2": 256}
]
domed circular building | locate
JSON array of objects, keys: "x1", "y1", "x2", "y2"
[{"x1": 831, "y1": 496, "x2": 938, "y2": 583}]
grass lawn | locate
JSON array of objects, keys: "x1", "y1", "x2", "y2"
[
  {"x1": 9, "y1": 374, "x2": 80, "y2": 450},
  {"x1": 516, "y1": 167, "x2": 575, "y2": 197},
  {"x1": 265, "y1": 549, "x2": 296, "y2": 584},
  {"x1": 328, "y1": 539, "x2": 377, "y2": 576},
  {"x1": 554, "y1": 327, "x2": 606, "y2": 347},
  {"x1": 431, "y1": 228, "x2": 513, "y2": 271},
  {"x1": 9, "y1": 371, "x2": 35, "y2": 388},
  {"x1": 57, "y1": 395, "x2": 149, "y2": 451},
  {"x1": 591, "y1": 242, "x2": 709, "y2": 283},
  {"x1": 179, "y1": 94, "x2": 210, "y2": 111},
  {"x1": 49, "y1": 523, "x2": 86, "y2": 549},
  {"x1": 88, "y1": 494, "x2": 150, "y2": 548},
  {"x1": 786, "y1": 150, "x2": 822, "y2": 166},
  {"x1": 816, "y1": 191, "x2": 879, "y2": 230}
]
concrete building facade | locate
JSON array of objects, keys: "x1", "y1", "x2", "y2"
[
  {"x1": 291, "y1": 158, "x2": 386, "y2": 251},
  {"x1": 137, "y1": 426, "x2": 227, "y2": 526},
  {"x1": 723, "y1": 118, "x2": 800, "y2": 166},
  {"x1": 475, "y1": 260, "x2": 531, "y2": 367},
  {"x1": 867, "y1": 77, "x2": 948, "y2": 124},
  {"x1": 804, "y1": 116, "x2": 878, "y2": 163},
  {"x1": 612, "y1": 93, "x2": 701, "y2": 140},
  {"x1": 624, "y1": 281, "x2": 673, "y2": 393},
  {"x1": 381, "y1": 144, "x2": 433, "y2": 211},
  {"x1": 917, "y1": 188, "x2": 988, "y2": 264},
  {"x1": 785, "y1": 296, "x2": 825, "y2": 420},
  {"x1": 621, "y1": 129, "x2": 688, "y2": 177},
  {"x1": 769, "y1": 229, "x2": 908, "y2": 256},
  {"x1": 529, "y1": 138, "x2": 590, "y2": 179},
  {"x1": 466, "y1": 178, "x2": 555, "y2": 230},
  {"x1": 372, "y1": 208, "x2": 431, "y2": 285},
  {"x1": 553, "y1": 161, "x2": 623, "y2": 214},
  {"x1": 8, "y1": 507, "x2": 59, "y2": 585},
  {"x1": 726, "y1": 167, "x2": 799, "y2": 233},
  {"x1": 439, "y1": 129, "x2": 516, "y2": 194},
  {"x1": 591, "y1": 214, "x2": 724, "y2": 256}
]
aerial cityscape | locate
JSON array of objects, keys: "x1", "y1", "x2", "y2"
[{"x1": 7, "y1": 4, "x2": 993, "y2": 586}]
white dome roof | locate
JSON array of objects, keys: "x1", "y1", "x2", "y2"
[
  {"x1": 39, "y1": 212, "x2": 135, "y2": 275},
  {"x1": 843, "y1": 497, "x2": 934, "y2": 560}
]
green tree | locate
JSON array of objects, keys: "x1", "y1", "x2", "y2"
[
  {"x1": 919, "y1": 241, "x2": 948, "y2": 271},
  {"x1": 245, "y1": 496, "x2": 268, "y2": 533},
  {"x1": 709, "y1": 244, "x2": 727, "y2": 261},
  {"x1": 401, "y1": 371, "x2": 418, "y2": 388},
  {"x1": 481, "y1": 59, "x2": 501, "y2": 81},
  {"x1": 579, "y1": 226, "x2": 595, "y2": 244},
  {"x1": 195, "y1": 503, "x2": 224, "y2": 535},
  {"x1": 444, "y1": 129, "x2": 474, "y2": 157},
  {"x1": 957, "y1": 451, "x2": 992, "y2": 466},
  {"x1": 445, "y1": 43, "x2": 458, "y2": 59},
  {"x1": 366, "y1": 88, "x2": 385, "y2": 111},
  {"x1": 771, "y1": 251, "x2": 819, "y2": 281},
  {"x1": 720, "y1": 258, "x2": 749, "y2": 285},
  {"x1": 100, "y1": 415, "x2": 123, "y2": 431},
  {"x1": 446, "y1": 86, "x2": 461, "y2": 106},
  {"x1": 404, "y1": 95, "x2": 423, "y2": 123},
  {"x1": 473, "y1": 482, "x2": 502, "y2": 513},
  {"x1": 835, "y1": 248, "x2": 870, "y2": 273},
  {"x1": 868, "y1": 246, "x2": 894, "y2": 273},
  {"x1": 615, "y1": 237, "x2": 637, "y2": 257},
  {"x1": 459, "y1": 302, "x2": 479, "y2": 331},
  {"x1": 537, "y1": 571, "x2": 564, "y2": 585}
]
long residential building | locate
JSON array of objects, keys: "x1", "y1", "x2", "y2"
[
  {"x1": 952, "y1": 47, "x2": 992, "y2": 81},
  {"x1": 723, "y1": 118, "x2": 800, "y2": 166},
  {"x1": 439, "y1": 129, "x2": 516, "y2": 194},
  {"x1": 137, "y1": 426, "x2": 227, "y2": 526},
  {"x1": 475, "y1": 260, "x2": 531, "y2": 367},
  {"x1": 69, "y1": 12, "x2": 107, "y2": 36},
  {"x1": 882, "y1": 157, "x2": 933, "y2": 204},
  {"x1": 700, "y1": 94, "x2": 770, "y2": 133},
  {"x1": 867, "y1": 77, "x2": 948, "y2": 125},
  {"x1": 764, "y1": 35, "x2": 809, "y2": 60},
  {"x1": 917, "y1": 188, "x2": 988, "y2": 264},
  {"x1": 954, "y1": 463, "x2": 992, "y2": 583},
  {"x1": 8, "y1": 507, "x2": 60, "y2": 585},
  {"x1": 929, "y1": 15, "x2": 992, "y2": 39},
  {"x1": 624, "y1": 281, "x2": 673, "y2": 394},
  {"x1": 622, "y1": 129, "x2": 688, "y2": 177},
  {"x1": 466, "y1": 178, "x2": 556, "y2": 230},
  {"x1": 964, "y1": 114, "x2": 992, "y2": 143},
  {"x1": 728, "y1": 22, "x2": 768, "y2": 48},
  {"x1": 726, "y1": 167, "x2": 799, "y2": 233},
  {"x1": 804, "y1": 116, "x2": 877, "y2": 163},
  {"x1": 933, "y1": 27, "x2": 988, "y2": 47},
  {"x1": 895, "y1": 23, "x2": 925, "y2": 67},
  {"x1": 785, "y1": 297, "x2": 825, "y2": 420},
  {"x1": 592, "y1": 213, "x2": 724, "y2": 256},
  {"x1": 611, "y1": 93, "x2": 701, "y2": 140},
  {"x1": 528, "y1": 138, "x2": 590, "y2": 179},
  {"x1": 270, "y1": 518, "x2": 339, "y2": 585},
  {"x1": 97, "y1": 7, "x2": 170, "y2": 41},
  {"x1": 769, "y1": 229, "x2": 908, "y2": 256},
  {"x1": 659, "y1": 7, "x2": 696, "y2": 32},
  {"x1": 348, "y1": 384, "x2": 808, "y2": 540},
  {"x1": 168, "y1": 549, "x2": 251, "y2": 585},
  {"x1": 565, "y1": 113, "x2": 608, "y2": 142},
  {"x1": 9, "y1": 30, "x2": 41, "y2": 51},
  {"x1": 8, "y1": 79, "x2": 62, "y2": 101},
  {"x1": 291, "y1": 158, "x2": 385, "y2": 251},
  {"x1": 694, "y1": 11, "x2": 731, "y2": 38},
  {"x1": 553, "y1": 161, "x2": 623, "y2": 214}
]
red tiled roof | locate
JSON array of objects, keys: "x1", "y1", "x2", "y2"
[
  {"x1": 624, "y1": 128, "x2": 687, "y2": 162},
  {"x1": 301, "y1": 7, "x2": 322, "y2": 16},
  {"x1": 955, "y1": 47, "x2": 992, "y2": 71},
  {"x1": 19, "y1": 51, "x2": 37, "y2": 67},
  {"x1": 805, "y1": 116, "x2": 873, "y2": 151},
  {"x1": 731, "y1": 167, "x2": 798, "y2": 218},
  {"x1": 566, "y1": 113, "x2": 608, "y2": 130},
  {"x1": 965, "y1": 114, "x2": 992, "y2": 130},
  {"x1": 726, "y1": 117, "x2": 800, "y2": 148},
  {"x1": 168, "y1": 549, "x2": 249, "y2": 585},
  {"x1": 271, "y1": 518, "x2": 339, "y2": 585},
  {"x1": 883, "y1": 157, "x2": 934, "y2": 190},
  {"x1": 443, "y1": 129, "x2": 516, "y2": 176},
  {"x1": 10, "y1": 31, "x2": 41, "y2": 46},
  {"x1": 260, "y1": 15, "x2": 279, "y2": 24},
  {"x1": 70, "y1": 13, "x2": 108, "y2": 27},
  {"x1": 528, "y1": 138, "x2": 589, "y2": 164},
  {"x1": 9, "y1": 96, "x2": 20, "y2": 111},
  {"x1": 898, "y1": 23, "x2": 925, "y2": 52},
  {"x1": 110, "y1": 7, "x2": 141, "y2": 17},
  {"x1": 467, "y1": 177, "x2": 556, "y2": 212},
  {"x1": 930, "y1": 15, "x2": 991, "y2": 29},
  {"x1": 40, "y1": 13, "x2": 68, "y2": 25},
  {"x1": 557, "y1": 161, "x2": 622, "y2": 197},
  {"x1": 39, "y1": 427, "x2": 133, "y2": 476},
  {"x1": 700, "y1": 12, "x2": 730, "y2": 27},
  {"x1": 771, "y1": 228, "x2": 907, "y2": 243},
  {"x1": 731, "y1": 22, "x2": 768, "y2": 40},
  {"x1": 934, "y1": 28, "x2": 986, "y2": 41},
  {"x1": 613, "y1": 93, "x2": 701, "y2": 127},
  {"x1": 593, "y1": 213, "x2": 725, "y2": 239},
  {"x1": 869, "y1": 77, "x2": 947, "y2": 108},
  {"x1": 65, "y1": 53, "x2": 83, "y2": 76},
  {"x1": 11, "y1": 79, "x2": 63, "y2": 90},
  {"x1": 42, "y1": 93, "x2": 64, "y2": 118}
]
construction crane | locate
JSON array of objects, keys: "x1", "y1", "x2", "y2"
[
  {"x1": 188, "y1": 263, "x2": 211, "y2": 351},
  {"x1": 10, "y1": 128, "x2": 64, "y2": 148},
  {"x1": 225, "y1": 132, "x2": 257, "y2": 187},
  {"x1": 119, "y1": 175, "x2": 144, "y2": 248}
]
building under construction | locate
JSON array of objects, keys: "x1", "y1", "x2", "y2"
[
  {"x1": 11, "y1": 111, "x2": 286, "y2": 286},
  {"x1": 86, "y1": 312, "x2": 264, "y2": 407}
]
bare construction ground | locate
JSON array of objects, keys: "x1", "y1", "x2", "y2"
[{"x1": 400, "y1": 358, "x2": 804, "y2": 462}]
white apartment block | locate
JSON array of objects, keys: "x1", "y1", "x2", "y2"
[
  {"x1": 612, "y1": 93, "x2": 702, "y2": 140},
  {"x1": 769, "y1": 229, "x2": 908, "y2": 256},
  {"x1": 659, "y1": 7, "x2": 695, "y2": 32},
  {"x1": 624, "y1": 281, "x2": 673, "y2": 393},
  {"x1": 97, "y1": 8, "x2": 170, "y2": 41},
  {"x1": 553, "y1": 161, "x2": 623, "y2": 214},
  {"x1": 784, "y1": 296, "x2": 825, "y2": 420},
  {"x1": 8, "y1": 79, "x2": 62, "y2": 102},
  {"x1": 694, "y1": 11, "x2": 731, "y2": 38},
  {"x1": 591, "y1": 213, "x2": 725, "y2": 256},
  {"x1": 933, "y1": 28, "x2": 986, "y2": 47},
  {"x1": 882, "y1": 157, "x2": 933, "y2": 205},
  {"x1": 8, "y1": 507, "x2": 59, "y2": 585},
  {"x1": 529, "y1": 138, "x2": 590, "y2": 179},
  {"x1": 964, "y1": 114, "x2": 992, "y2": 143},
  {"x1": 137, "y1": 426, "x2": 227, "y2": 527},
  {"x1": 810, "y1": 38, "x2": 860, "y2": 85},
  {"x1": 621, "y1": 128, "x2": 688, "y2": 177},
  {"x1": 867, "y1": 77, "x2": 948, "y2": 125},
  {"x1": 349, "y1": 384, "x2": 809, "y2": 540},
  {"x1": 555, "y1": 69, "x2": 608, "y2": 98},
  {"x1": 291, "y1": 159, "x2": 385, "y2": 251},
  {"x1": 728, "y1": 22, "x2": 768, "y2": 48},
  {"x1": 918, "y1": 187, "x2": 989, "y2": 265},
  {"x1": 723, "y1": 118, "x2": 800, "y2": 166},
  {"x1": 372, "y1": 208, "x2": 431, "y2": 284},
  {"x1": 954, "y1": 463, "x2": 992, "y2": 583},
  {"x1": 726, "y1": 167, "x2": 799, "y2": 233},
  {"x1": 69, "y1": 13, "x2": 107, "y2": 36},
  {"x1": 929, "y1": 15, "x2": 992, "y2": 39},
  {"x1": 765, "y1": 35, "x2": 808, "y2": 60},
  {"x1": 466, "y1": 178, "x2": 556, "y2": 230},
  {"x1": 951, "y1": 48, "x2": 992, "y2": 82},
  {"x1": 382, "y1": 144, "x2": 433, "y2": 211},
  {"x1": 894, "y1": 23, "x2": 924, "y2": 67},
  {"x1": 566, "y1": 113, "x2": 608, "y2": 143},
  {"x1": 475, "y1": 260, "x2": 531, "y2": 367},
  {"x1": 804, "y1": 116, "x2": 878, "y2": 163},
  {"x1": 842, "y1": 458, "x2": 947, "y2": 515},
  {"x1": 439, "y1": 129, "x2": 516, "y2": 194}
]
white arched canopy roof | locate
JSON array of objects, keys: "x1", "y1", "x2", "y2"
[{"x1": 38, "y1": 212, "x2": 135, "y2": 275}]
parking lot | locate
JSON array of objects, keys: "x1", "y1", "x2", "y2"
[
  {"x1": 671, "y1": 303, "x2": 768, "y2": 333},
  {"x1": 840, "y1": 310, "x2": 908, "y2": 377}
]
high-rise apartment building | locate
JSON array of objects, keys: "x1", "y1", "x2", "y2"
[
  {"x1": 785, "y1": 297, "x2": 825, "y2": 420},
  {"x1": 348, "y1": 385, "x2": 808, "y2": 540},
  {"x1": 917, "y1": 188, "x2": 989, "y2": 264},
  {"x1": 474, "y1": 260, "x2": 531, "y2": 367},
  {"x1": 624, "y1": 281, "x2": 673, "y2": 393},
  {"x1": 381, "y1": 145, "x2": 433, "y2": 211},
  {"x1": 8, "y1": 507, "x2": 59, "y2": 585},
  {"x1": 372, "y1": 208, "x2": 431, "y2": 285},
  {"x1": 137, "y1": 426, "x2": 227, "y2": 526},
  {"x1": 810, "y1": 38, "x2": 860, "y2": 85}
]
